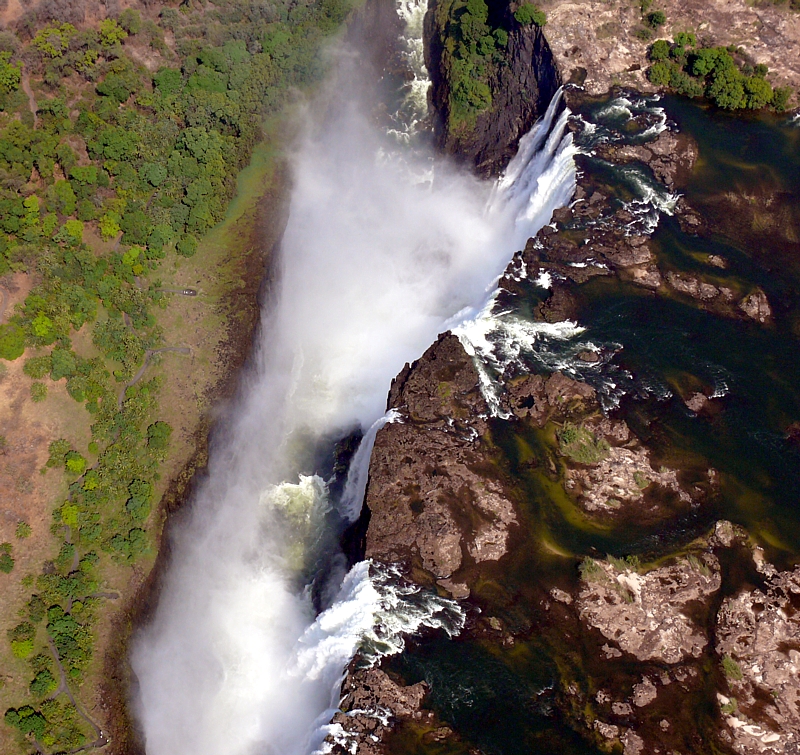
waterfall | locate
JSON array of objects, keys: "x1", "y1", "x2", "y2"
[{"x1": 130, "y1": 3, "x2": 577, "y2": 755}]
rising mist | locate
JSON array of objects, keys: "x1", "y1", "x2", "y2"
[{"x1": 130, "y1": 4, "x2": 576, "y2": 753}]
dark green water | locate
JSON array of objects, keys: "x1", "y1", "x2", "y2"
[{"x1": 385, "y1": 96, "x2": 800, "y2": 754}]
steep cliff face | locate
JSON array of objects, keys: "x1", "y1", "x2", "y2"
[{"x1": 425, "y1": 0, "x2": 561, "y2": 176}]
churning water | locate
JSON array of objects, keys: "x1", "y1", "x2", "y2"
[{"x1": 130, "y1": 4, "x2": 577, "y2": 754}]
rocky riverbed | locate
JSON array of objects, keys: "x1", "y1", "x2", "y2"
[{"x1": 324, "y1": 76, "x2": 800, "y2": 754}]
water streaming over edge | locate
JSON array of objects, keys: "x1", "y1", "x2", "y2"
[{"x1": 130, "y1": 3, "x2": 578, "y2": 754}]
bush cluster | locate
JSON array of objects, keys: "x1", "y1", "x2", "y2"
[{"x1": 647, "y1": 35, "x2": 792, "y2": 110}]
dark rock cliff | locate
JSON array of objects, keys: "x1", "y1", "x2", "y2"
[{"x1": 425, "y1": 2, "x2": 562, "y2": 177}]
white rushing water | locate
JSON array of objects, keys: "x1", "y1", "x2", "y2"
[{"x1": 131, "y1": 4, "x2": 577, "y2": 755}]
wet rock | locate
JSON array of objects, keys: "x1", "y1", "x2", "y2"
[
  {"x1": 715, "y1": 565, "x2": 800, "y2": 755},
  {"x1": 565, "y1": 444, "x2": 689, "y2": 512},
  {"x1": 632, "y1": 677, "x2": 658, "y2": 707},
  {"x1": 666, "y1": 271, "x2": 720, "y2": 301},
  {"x1": 365, "y1": 334, "x2": 516, "y2": 593},
  {"x1": 785, "y1": 421, "x2": 800, "y2": 448},
  {"x1": 577, "y1": 555, "x2": 721, "y2": 663},
  {"x1": 621, "y1": 729, "x2": 645, "y2": 755},
  {"x1": 507, "y1": 371, "x2": 595, "y2": 424},
  {"x1": 685, "y1": 392, "x2": 709, "y2": 413},
  {"x1": 625, "y1": 264, "x2": 662, "y2": 289},
  {"x1": 596, "y1": 130, "x2": 699, "y2": 188},
  {"x1": 594, "y1": 720, "x2": 620, "y2": 740},
  {"x1": 738, "y1": 289, "x2": 772, "y2": 324},
  {"x1": 709, "y1": 520, "x2": 749, "y2": 549},
  {"x1": 550, "y1": 587, "x2": 573, "y2": 605},
  {"x1": 707, "y1": 255, "x2": 728, "y2": 269},
  {"x1": 325, "y1": 668, "x2": 427, "y2": 755}
]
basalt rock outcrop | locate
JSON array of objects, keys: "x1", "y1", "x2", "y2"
[
  {"x1": 325, "y1": 668, "x2": 430, "y2": 755},
  {"x1": 716, "y1": 562, "x2": 800, "y2": 755},
  {"x1": 577, "y1": 554, "x2": 722, "y2": 664},
  {"x1": 364, "y1": 333, "x2": 516, "y2": 599},
  {"x1": 425, "y1": 3, "x2": 561, "y2": 176},
  {"x1": 506, "y1": 109, "x2": 775, "y2": 327}
]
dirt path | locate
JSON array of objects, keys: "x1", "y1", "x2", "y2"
[
  {"x1": 46, "y1": 636, "x2": 107, "y2": 750},
  {"x1": 117, "y1": 346, "x2": 192, "y2": 408},
  {"x1": 20, "y1": 67, "x2": 38, "y2": 129},
  {"x1": 0, "y1": 286, "x2": 7, "y2": 324}
]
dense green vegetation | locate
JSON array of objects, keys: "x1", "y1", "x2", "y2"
[
  {"x1": 0, "y1": 0, "x2": 351, "y2": 751},
  {"x1": 647, "y1": 34, "x2": 792, "y2": 110},
  {"x1": 557, "y1": 422, "x2": 610, "y2": 465},
  {"x1": 436, "y1": 0, "x2": 545, "y2": 131}
]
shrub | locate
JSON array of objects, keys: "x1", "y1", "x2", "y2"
[
  {"x1": 46, "y1": 439, "x2": 71, "y2": 468},
  {"x1": 147, "y1": 420, "x2": 172, "y2": 450},
  {"x1": 176, "y1": 234, "x2": 198, "y2": 257},
  {"x1": 15, "y1": 521, "x2": 31, "y2": 539},
  {"x1": 722, "y1": 654, "x2": 744, "y2": 681},
  {"x1": 648, "y1": 60, "x2": 674, "y2": 86},
  {"x1": 0, "y1": 324, "x2": 25, "y2": 360},
  {"x1": 64, "y1": 451, "x2": 87, "y2": 475},
  {"x1": 674, "y1": 31, "x2": 696, "y2": 47},
  {"x1": 649, "y1": 39, "x2": 670, "y2": 61},
  {"x1": 8, "y1": 621, "x2": 34, "y2": 657},
  {"x1": 772, "y1": 86, "x2": 792, "y2": 111},
  {"x1": 23, "y1": 355, "x2": 52, "y2": 379},
  {"x1": 0, "y1": 542, "x2": 14, "y2": 574},
  {"x1": 578, "y1": 557, "x2": 605, "y2": 582},
  {"x1": 744, "y1": 75, "x2": 773, "y2": 109},
  {"x1": 30, "y1": 382, "x2": 47, "y2": 402},
  {"x1": 30, "y1": 669, "x2": 58, "y2": 697},
  {"x1": 558, "y1": 423, "x2": 610, "y2": 465},
  {"x1": 126, "y1": 478, "x2": 152, "y2": 521},
  {"x1": 514, "y1": 3, "x2": 547, "y2": 25},
  {"x1": 118, "y1": 8, "x2": 142, "y2": 35},
  {"x1": 647, "y1": 10, "x2": 666, "y2": 27}
]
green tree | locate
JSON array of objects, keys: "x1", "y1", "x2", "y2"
[
  {"x1": 50, "y1": 180, "x2": 77, "y2": 216},
  {"x1": 99, "y1": 213, "x2": 122, "y2": 241},
  {"x1": 513, "y1": 3, "x2": 546, "y2": 25},
  {"x1": 99, "y1": 19, "x2": 128, "y2": 47},
  {"x1": 0, "y1": 324, "x2": 25, "y2": 360},
  {"x1": 118, "y1": 8, "x2": 142, "y2": 35},
  {"x1": 0, "y1": 51, "x2": 21, "y2": 93},
  {"x1": 649, "y1": 39, "x2": 670, "y2": 61},
  {"x1": 147, "y1": 420, "x2": 172, "y2": 450}
]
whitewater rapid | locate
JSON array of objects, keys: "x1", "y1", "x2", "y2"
[{"x1": 130, "y1": 3, "x2": 577, "y2": 754}]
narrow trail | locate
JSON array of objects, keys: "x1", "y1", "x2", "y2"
[
  {"x1": 20, "y1": 67, "x2": 38, "y2": 129},
  {"x1": 46, "y1": 636, "x2": 107, "y2": 750},
  {"x1": 0, "y1": 286, "x2": 7, "y2": 324},
  {"x1": 117, "y1": 346, "x2": 192, "y2": 408}
]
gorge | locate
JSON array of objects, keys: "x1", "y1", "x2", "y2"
[
  {"x1": 130, "y1": 2, "x2": 577, "y2": 754},
  {"x1": 3, "y1": 0, "x2": 798, "y2": 753}
]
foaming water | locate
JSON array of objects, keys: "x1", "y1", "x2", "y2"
[{"x1": 131, "y1": 8, "x2": 577, "y2": 755}]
